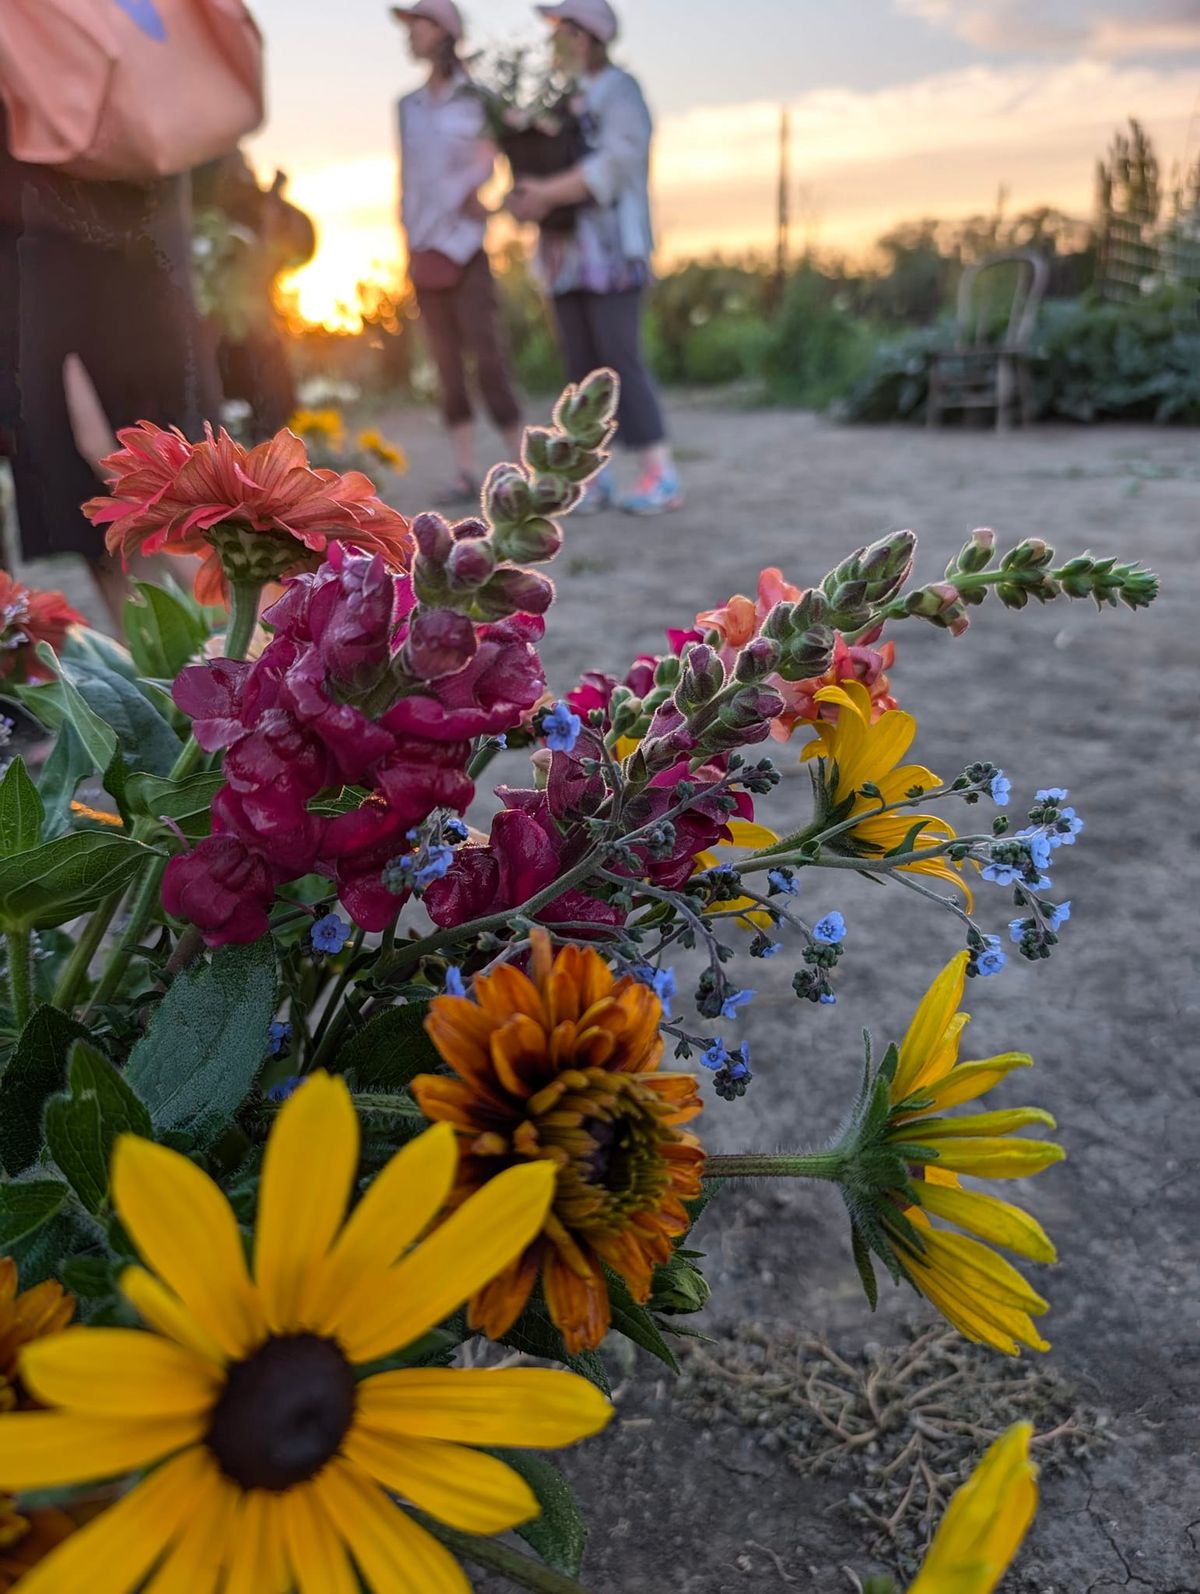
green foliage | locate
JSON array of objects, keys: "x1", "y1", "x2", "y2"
[
  {"x1": 0, "y1": 1005, "x2": 91, "y2": 1173},
  {"x1": 0, "y1": 1180, "x2": 69, "y2": 1248},
  {"x1": 840, "y1": 291, "x2": 1200, "y2": 424},
  {"x1": 124, "y1": 939, "x2": 277, "y2": 1146},
  {"x1": 0, "y1": 759, "x2": 43, "y2": 856},
  {"x1": 0, "y1": 832, "x2": 154, "y2": 933},
  {"x1": 339, "y1": 1001, "x2": 438, "y2": 1090},
  {"x1": 44, "y1": 1042, "x2": 153, "y2": 1214},
  {"x1": 761, "y1": 265, "x2": 879, "y2": 407},
  {"x1": 492, "y1": 1450, "x2": 588, "y2": 1577},
  {"x1": 122, "y1": 579, "x2": 210, "y2": 681}
]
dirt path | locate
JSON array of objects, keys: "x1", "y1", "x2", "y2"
[{"x1": 16, "y1": 404, "x2": 1199, "y2": 1591}]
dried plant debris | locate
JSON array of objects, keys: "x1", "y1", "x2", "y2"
[{"x1": 676, "y1": 1320, "x2": 1107, "y2": 1578}]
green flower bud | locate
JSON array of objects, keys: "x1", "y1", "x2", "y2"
[
  {"x1": 492, "y1": 517, "x2": 563, "y2": 565},
  {"x1": 676, "y1": 644, "x2": 726, "y2": 710},
  {"x1": 950, "y1": 526, "x2": 996, "y2": 575}
]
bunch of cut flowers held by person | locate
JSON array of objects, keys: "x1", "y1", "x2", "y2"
[{"x1": 0, "y1": 365, "x2": 1158, "y2": 1592}]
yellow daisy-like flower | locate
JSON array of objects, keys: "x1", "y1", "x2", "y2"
[
  {"x1": 909, "y1": 1421, "x2": 1038, "y2": 1593},
  {"x1": 882, "y1": 954, "x2": 1063, "y2": 1356},
  {"x1": 288, "y1": 407, "x2": 346, "y2": 449},
  {"x1": 0, "y1": 1073, "x2": 611, "y2": 1593},
  {"x1": 800, "y1": 679, "x2": 972, "y2": 904},
  {"x1": 0, "y1": 1259, "x2": 73, "y2": 1410},
  {"x1": 358, "y1": 429, "x2": 408, "y2": 472}
]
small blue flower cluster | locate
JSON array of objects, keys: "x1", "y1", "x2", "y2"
[
  {"x1": 311, "y1": 913, "x2": 351, "y2": 955},
  {"x1": 541, "y1": 699, "x2": 582, "y2": 754},
  {"x1": 267, "y1": 1019, "x2": 292, "y2": 1057},
  {"x1": 974, "y1": 787, "x2": 1080, "y2": 968},
  {"x1": 966, "y1": 932, "x2": 1007, "y2": 978},
  {"x1": 634, "y1": 963, "x2": 677, "y2": 1018},
  {"x1": 701, "y1": 1037, "x2": 753, "y2": 1100},
  {"x1": 384, "y1": 828, "x2": 456, "y2": 894},
  {"x1": 444, "y1": 965, "x2": 468, "y2": 997},
  {"x1": 265, "y1": 1074, "x2": 303, "y2": 1104}
]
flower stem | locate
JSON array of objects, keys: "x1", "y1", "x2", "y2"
[
  {"x1": 6, "y1": 929, "x2": 32, "y2": 1030},
  {"x1": 704, "y1": 1150, "x2": 849, "y2": 1182},
  {"x1": 50, "y1": 888, "x2": 124, "y2": 1011},
  {"x1": 84, "y1": 583, "x2": 263, "y2": 1012},
  {"x1": 414, "y1": 1517, "x2": 595, "y2": 1593}
]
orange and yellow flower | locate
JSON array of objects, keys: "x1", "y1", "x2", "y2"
[
  {"x1": 882, "y1": 955, "x2": 1063, "y2": 1356},
  {"x1": 0, "y1": 572, "x2": 84, "y2": 685},
  {"x1": 413, "y1": 930, "x2": 705, "y2": 1354},
  {"x1": 909, "y1": 1421, "x2": 1038, "y2": 1593},
  {"x1": 358, "y1": 429, "x2": 408, "y2": 471},
  {"x1": 288, "y1": 407, "x2": 346, "y2": 449},
  {"x1": 0, "y1": 1074, "x2": 610, "y2": 1592},
  {"x1": 84, "y1": 422, "x2": 412, "y2": 605},
  {"x1": 800, "y1": 678, "x2": 971, "y2": 903}
]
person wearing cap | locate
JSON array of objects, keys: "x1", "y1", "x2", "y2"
[
  {"x1": 506, "y1": 0, "x2": 680, "y2": 515},
  {"x1": 393, "y1": 0, "x2": 522, "y2": 505}
]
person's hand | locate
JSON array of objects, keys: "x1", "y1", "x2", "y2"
[
  {"x1": 461, "y1": 191, "x2": 489, "y2": 222},
  {"x1": 506, "y1": 180, "x2": 551, "y2": 224}
]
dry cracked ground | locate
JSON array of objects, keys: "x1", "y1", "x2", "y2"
[{"x1": 15, "y1": 402, "x2": 1199, "y2": 1593}]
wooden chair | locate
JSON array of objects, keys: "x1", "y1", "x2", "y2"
[{"x1": 926, "y1": 249, "x2": 1050, "y2": 431}]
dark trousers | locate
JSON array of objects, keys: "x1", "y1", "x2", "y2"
[
  {"x1": 551, "y1": 287, "x2": 665, "y2": 449},
  {"x1": 415, "y1": 250, "x2": 521, "y2": 431}
]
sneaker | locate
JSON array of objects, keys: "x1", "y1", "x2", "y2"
[
  {"x1": 573, "y1": 465, "x2": 615, "y2": 515},
  {"x1": 620, "y1": 466, "x2": 683, "y2": 516},
  {"x1": 433, "y1": 473, "x2": 479, "y2": 510}
]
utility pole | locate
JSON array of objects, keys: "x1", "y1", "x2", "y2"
[{"x1": 774, "y1": 106, "x2": 790, "y2": 307}]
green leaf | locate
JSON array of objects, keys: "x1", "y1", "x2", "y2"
[
  {"x1": 20, "y1": 644, "x2": 117, "y2": 775},
  {"x1": 43, "y1": 1042, "x2": 153, "y2": 1214},
  {"x1": 0, "y1": 832, "x2": 155, "y2": 932},
  {"x1": 884, "y1": 819, "x2": 932, "y2": 858},
  {"x1": 60, "y1": 1254, "x2": 118, "y2": 1298},
  {"x1": 0, "y1": 759, "x2": 43, "y2": 856},
  {"x1": 124, "y1": 771, "x2": 223, "y2": 839},
  {"x1": 124, "y1": 939, "x2": 277, "y2": 1145},
  {"x1": 123, "y1": 581, "x2": 209, "y2": 681},
  {"x1": 36, "y1": 724, "x2": 94, "y2": 839},
  {"x1": 850, "y1": 1220, "x2": 879, "y2": 1310},
  {"x1": 340, "y1": 1001, "x2": 438, "y2": 1090},
  {"x1": 491, "y1": 1450, "x2": 587, "y2": 1577},
  {"x1": 500, "y1": 1293, "x2": 611, "y2": 1397},
  {"x1": 61, "y1": 626, "x2": 141, "y2": 684},
  {"x1": 0, "y1": 1180, "x2": 69, "y2": 1247},
  {"x1": 602, "y1": 1268, "x2": 679, "y2": 1372},
  {"x1": 0, "y1": 1005, "x2": 90, "y2": 1174}
]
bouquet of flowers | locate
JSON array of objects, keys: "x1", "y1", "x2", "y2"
[
  {"x1": 0, "y1": 374, "x2": 1157, "y2": 1591},
  {"x1": 466, "y1": 46, "x2": 586, "y2": 234}
]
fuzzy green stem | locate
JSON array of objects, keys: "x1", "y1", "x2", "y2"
[
  {"x1": 51, "y1": 887, "x2": 124, "y2": 1011},
  {"x1": 704, "y1": 1150, "x2": 849, "y2": 1181},
  {"x1": 7, "y1": 929, "x2": 32, "y2": 1030},
  {"x1": 414, "y1": 1517, "x2": 594, "y2": 1594},
  {"x1": 86, "y1": 582, "x2": 262, "y2": 1011}
]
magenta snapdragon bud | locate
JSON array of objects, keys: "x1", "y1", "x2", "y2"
[
  {"x1": 399, "y1": 607, "x2": 478, "y2": 681},
  {"x1": 445, "y1": 537, "x2": 497, "y2": 590},
  {"x1": 483, "y1": 463, "x2": 533, "y2": 525},
  {"x1": 171, "y1": 658, "x2": 254, "y2": 751},
  {"x1": 306, "y1": 549, "x2": 398, "y2": 690},
  {"x1": 734, "y1": 636, "x2": 782, "y2": 683},
  {"x1": 223, "y1": 708, "x2": 330, "y2": 804},
  {"x1": 411, "y1": 511, "x2": 454, "y2": 564},
  {"x1": 474, "y1": 567, "x2": 555, "y2": 619},
  {"x1": 162, "y1": 835, "x2": 279, "y2": 947},
  {"x1": 675, "y1": 644, "x2": 725, "y2": 711},
  {"x1": 373, "y1": 738, "x2": 475, "y2": 829}
]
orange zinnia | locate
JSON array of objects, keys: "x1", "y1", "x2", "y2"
[
  {"x1": 0, "y1": 1259, "x2": 78, "y2": 1582},
  {"x1": 413, "y1": 931, "x2": 705, "y2": 1354},
  {"x1": 84, "y1": 422, "x2": 412, "y2": 605},
  {"x1": 0, "y1": 572, "x2": 84, "y2": 684}
]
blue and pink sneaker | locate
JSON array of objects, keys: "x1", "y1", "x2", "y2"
[
  {"x1": 620, "y1": 465, "x2": 683, "y2": 516},
  {"x1": 574, "y1": 465, "x2": 616, "y2": 515}
]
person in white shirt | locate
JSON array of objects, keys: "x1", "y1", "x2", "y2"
[
  {"x1": 393, "y1": 0, "x2": 521, "y2": 505},
  {"x1": 506, "y1": 0, "x2": 681, "y2": 515}
]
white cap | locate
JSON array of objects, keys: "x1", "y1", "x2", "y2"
[
  {"x1": 535, "y1": 0, "x2": 617, "y2": 44},
  {"x1": 391, "y1": 0, "x2": 463, "y2": 41}
]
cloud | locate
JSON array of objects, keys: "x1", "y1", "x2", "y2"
[
  {"x1": 651, "y1": 56, "x2": 1198, "y2": 262},
  {"x1": 896, "y1": 0, "x2": 1200, "y2": 56}
]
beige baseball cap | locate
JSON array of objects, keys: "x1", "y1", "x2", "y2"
[
  {"x1": 390, "y1": 0, "x2": 463, "y2": 40},
  {"x1": 535, "y1": 0, "x2": 617, "y2": 44}
]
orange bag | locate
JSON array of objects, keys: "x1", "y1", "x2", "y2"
[{"x1": 0, "y1": 0, "x2": 264, "y2": 182}]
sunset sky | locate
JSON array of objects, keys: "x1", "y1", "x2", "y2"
[{"x1": 244, "y1": 0, "x2": 1200, "y2": 327}]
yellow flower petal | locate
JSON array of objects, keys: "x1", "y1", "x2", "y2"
[
  {"x1": 315, "y1": 1458, "x2": 470, "y2": 1594},
  {"x1": 911, "y1": 1181, "x2": 1057, "y2": 1264},
  {"x1": 357, "y1": 1366, "x2": 613, "y2": 1447},
  {"x1": 344, "y1": 1427, "x2": 538, "y2": 1533},
  {"x1": 255, "y1": 1073, "x2": 359, "y2": 1333},
  {"x1": 904, "y1": 1107, "x2": 1056, "y2": 1140},
  {"x1": 304, "y1": 1123, "x2": 457, "y2": 1329},
  {"x1": 338, "y1": 1160, "x2": 557, "y2": 1363},
  {"x1": 0, "y1": 1412, "x2": 202, "y2": 1490},
  {"x1": 5, "y1": 1445, "x2": 211, "y2": 1593},
  {"x1": 893, "y1": 954, "x2": 970, "y2": 1100},
  {"x1": 19, "y1": 1327, "x2": 219, "y2": 1418},
  {"x1": 914, "y1": 1228, "x2": 1049, "y2": 1315},
  {"x1": 280, "y1": 1480, "x2": 359, "y2": 1594},
  {"x1": 119, "y1": 1267, "x2": 228, "y2": 1364},
  {"x1": 112, "y1": 1135, "x2": 264, "y2": 1360},
  {"x1": 140, "y1": 1453, "x2": 239, "y2": 1594},
  {"x1": 909, "y1": 1423, "x2": 1038, "y2": 1594},
  {"x1": 921, "y1": 1137, "x2": 1065, "y2": 1179},
  {"x1": 898, "y1": 1054, "x2": 1033, "y2": 1116},
  {"x1": 724, "y1": 819, "x2": 780, "y2": 849},
  {"x1": 904, "y1": 1258, "x2": 1048, "y2": 1355},
  {"x1": 223, "y1": 1490, "x2": 291, "y2": 1594}
]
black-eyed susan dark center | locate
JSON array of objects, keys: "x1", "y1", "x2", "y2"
[
  {"x1": 552, "y1": 1076, "x2": 672, "y2": 1232},
  {"x1": 205, "y1": 1334, "x2": 355, "y2": 1492}
]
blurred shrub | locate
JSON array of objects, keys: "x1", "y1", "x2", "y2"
[
  {"x1": 760, "y1": 266, "x2": 879, "y2": 407},
  {"x1": 838, "y1": 290, "x2": 1200, "y2": 424}
]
